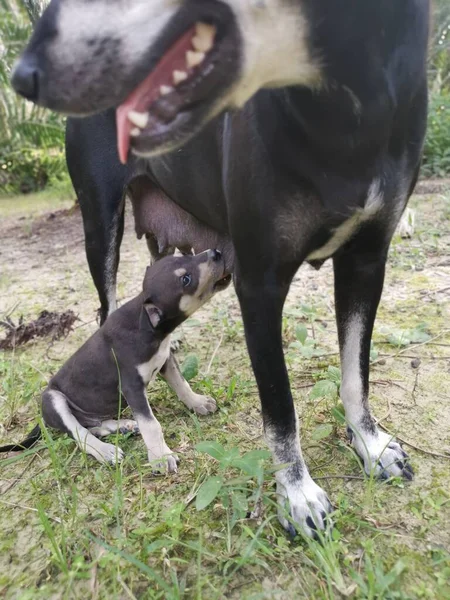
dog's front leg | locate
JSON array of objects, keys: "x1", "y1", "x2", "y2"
[
  {"x1": 123, "y1": 380, "x2": 178, "y2": 472},
  {"x1": 333, "y1": 229, "x2": 413, "y2": 480},
  {"x1": 234, "y1": 263, "x2": 332, "y2": 538},
  {"x1": 160, "y1": 353, "x2": 217, "y2": 415}
]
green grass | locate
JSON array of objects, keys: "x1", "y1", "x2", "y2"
[{"x1": 0, "y1": 190, "x2": 449, "y2": 599}]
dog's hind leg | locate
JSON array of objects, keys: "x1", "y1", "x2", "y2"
[
  {"x1": 160, "y1": 353, "x2": 217, "y2": 415},
  {"x1": 42, "y1": 390, "x2": 124, "y2": 464},
  {"x1": 66, "y1": 112, "x2": 131, "y2": 325},
  {"x1": 333, "y1": 227, "x2": 413, "y2": 481},
  {"x1": 89, "y1": 419, "x2": 140, "y2": 437}
]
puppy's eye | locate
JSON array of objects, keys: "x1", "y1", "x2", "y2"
[{"x1": 181, "y1": 274, "x2": 192, "y2": 287}]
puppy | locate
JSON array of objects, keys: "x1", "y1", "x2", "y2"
[{"x1": 0, "y1": 250, "x2": 231, "y2": 470}]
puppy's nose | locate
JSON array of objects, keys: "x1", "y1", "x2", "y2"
[
  {"x1": 208, "y1": 249, "x2": 222, "y2": 262},
  {"x1": 11, "y1": 57, "x2": 40, "y2": 101}
]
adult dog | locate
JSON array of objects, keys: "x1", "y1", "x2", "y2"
[{"x1": 11, "y1": 0, "x2": 429, "y2": 537}]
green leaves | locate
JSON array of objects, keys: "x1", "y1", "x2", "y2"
[
  {"x1": 181, "y1": 353, "x2": 199, "y2": 381},
  {"x1": 311, "y1": 423, "x2": 334, "y2": 441},
  {"x1": 310, "y1": 380, "x2": 338, "y2": 400},
  {"x1": 194, "y1": 442, "x2": 271, "y2": 516},
  {"x1": 310, "y1": 366, "x2": 341, "y2": 400},
  {"x1": 380, "y1": 324, "x2": 431, "y2": 348},
  {"x1": 195, "y1": 476, "x2": 223, "y2": 511}
]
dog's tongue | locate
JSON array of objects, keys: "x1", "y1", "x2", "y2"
[{"x1": 116, "y1": 27, "x2": 196, "y2": 164}]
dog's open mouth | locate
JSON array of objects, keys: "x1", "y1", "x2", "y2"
[
  {"x1": 116, "y1": 20, "x2": 236, "y2": 163},
  {"x1": 214, "y1": 273, "x2": 232, "y2": 291}
]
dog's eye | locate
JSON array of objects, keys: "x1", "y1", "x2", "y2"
[{"x1": 181, "y1": 274, "x2": 192, "y2": 287}]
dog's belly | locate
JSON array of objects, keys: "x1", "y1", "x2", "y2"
[{"x1": 128, "y1": 176, "x2": 234, "y2": 273}]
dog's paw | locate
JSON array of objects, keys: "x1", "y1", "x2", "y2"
[
  {"x1": 119, "y1": 420, "x2": 140, "y2": 435},
  {"x1": 147, "y1": 448, "x2": 179, "y2": 474},
  {"x1": 95, "y1": 442, "x2": 124, "y2": 466},
  {"x1": 188, "y1": 394, "x2": 217, "y2": 415},
  {"x1": 276, "y1": 474, "x2": 333, "y2": 539},
  {"x1": 348, "y1": 427, "x2": 413, "y2": 481},
  {"x1": 170, "y1": 339, "x2": 183, "y2": 353}
]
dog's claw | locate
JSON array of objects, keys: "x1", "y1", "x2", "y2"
[
  {"x1": 346, "y1": 427, "x2": 354, "y2": 443},
  {"x1": 286, "y1": 522, "x2": 297, "y2": 538}
]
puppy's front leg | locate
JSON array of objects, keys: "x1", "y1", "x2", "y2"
[
  {"x1": 122, "y1": 379, "x2": 178, "y2": 472},
  {"x1": 160, "y1": 352, "x2": 217, "y2": 415}
]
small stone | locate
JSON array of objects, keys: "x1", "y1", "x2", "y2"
[{"x1": 411, "y1": 358, "x2": 421, "y2": 369}]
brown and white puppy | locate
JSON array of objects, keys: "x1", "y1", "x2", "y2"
[{"x1": 0, "y1": 250, "x2": 231, "y2": 470}]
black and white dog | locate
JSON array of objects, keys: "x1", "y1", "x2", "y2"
[{"x1": 11, "y1": 0, "x2": 429, "y2": 537}]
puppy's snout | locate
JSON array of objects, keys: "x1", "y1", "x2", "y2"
[
  {"x1": 208, "y1": 249, "x2": 222, "y2": 262},
  {"x1": 11, "y1": 56, "x2": 40, "y2": 102}
]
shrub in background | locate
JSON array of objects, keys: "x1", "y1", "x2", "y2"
[
  {"x1": 0, "y1": 0, "x2": 67, "y2": 195},
  {"x1": 422, "y1": 92, "x2": 450, "y2": 178}
]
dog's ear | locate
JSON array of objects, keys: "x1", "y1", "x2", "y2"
[{"x1": 139, "y1": 302, "x2": 163, "y2": 331}]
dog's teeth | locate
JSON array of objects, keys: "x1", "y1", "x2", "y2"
[
  {"x1": 160, "y1": 85, "x2": 174, "y2": 96},
  {"x1": 186, "y1": 50, "x2": 205, "y2": 68},
  {"x1": 128, "y1": 110, "x2": 148, "y2": 128},
  {"x1": 173, "y1": 70, "x2": 188, "y2": 85},
  {"x1": 130, "y1": 127, "x2": 141, "y2": 137},
  {"x1": 192, "y1": 22, "x2": 216, "y2": 52}
]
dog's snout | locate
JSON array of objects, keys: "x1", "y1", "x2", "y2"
[
  {"x1": 208, "y1": 249, "x2": 222, "y2": 262},
  {"x1": 11, "y1": 57, "x2": 40, "y2": 102}
]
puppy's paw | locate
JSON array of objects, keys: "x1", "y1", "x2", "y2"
[
  {"x1": 119, "y1": 420, "x2": 140, "y2": 435},
  {"x1": 189, "y1": 394, "x2": 217, "y2": 416},
  {"x1": 348, "y1": 427, "x2": 413, "y2": 481},
  {"x1": 147, "y1": 447, "x2": 179, "y2": 474},
  {"x1": 94, "y1": 442, "x2": 124, "y2": 466},
  {"x1": 277, "y1": 473, "x2": 333, "y2": 539},
  {"x1": 170, "y1": 339, "x2": 183, "y2": 353}
]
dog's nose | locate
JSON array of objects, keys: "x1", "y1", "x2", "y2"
[
  {"x1": 208, "y1": 249, "x2": 222, "y2": 262},
  {"x1": 11, "y1": 57, "x2": 40, "y2": 101}
]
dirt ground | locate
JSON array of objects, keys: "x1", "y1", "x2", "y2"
[{"x1": 0, "y1": 185, "x2": 449, "y2": 599}]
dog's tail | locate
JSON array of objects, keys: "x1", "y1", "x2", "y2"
[{"x1": 0, "y1": 424, "x2": 42, "y2": 453}]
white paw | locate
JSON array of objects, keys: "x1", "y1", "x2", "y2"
[
  {"x1": 276, "y1": 472, "x2": 333, "y2": 538},
  {"x1": 147, "y1": 447, "x2": 179, "y2": 473},
  {"x1": 118, "y1": 420, "x2": 140, "y2": 435},
  {"x1": 170, "y1": 339, "x2": 182, "y2": 353},
  {"x1": 189, "y1": 394, "x2": 217, "y2": 415},
  {"x1": 95, "y1": 442, "x2": 124, "y2": 465},
  {"x1": 348, "y1": 427, "x2": 413, "y2": 480}
]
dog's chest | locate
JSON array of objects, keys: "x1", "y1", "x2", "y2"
[{"x1": 136, "y1": 336, "x2": 171, "y2": 385}]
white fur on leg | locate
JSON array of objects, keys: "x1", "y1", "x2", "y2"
[
  {"x1": 89, "y1": 419, "x2": 139, "y2": 437},
  {"x1": 340, "y1": 315, "x2": 412, "y2": 479},
  {"x1": 49, "y1": 391, "x2": 124, "y2": 464},
  {"x1": 161, "y1": 355, "x2": 217, "y2": 415},
  {"x1": 135, "y1": 415, "x2": 178, "y2": 473}
]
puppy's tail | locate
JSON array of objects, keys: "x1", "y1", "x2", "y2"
[{"x1": 0, "y1": 424, "x2": 42, "y2": 453}]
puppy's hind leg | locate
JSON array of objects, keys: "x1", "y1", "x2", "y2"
[
  {"x1": 42, "y1": 390, "x2": 124, "y2": 465},
  {"x1": 90, "y1": 419, "x2": 140, "y2": 437}
]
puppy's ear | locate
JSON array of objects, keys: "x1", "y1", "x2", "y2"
[{"x1": 139, "y1": 302, "x2": 163, "y2": 331}]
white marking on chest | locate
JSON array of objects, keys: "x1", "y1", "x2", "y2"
[
  {"x1": 307, "y1": 180, "x2": 383, "y2": 261},
  {"x1": 137, "y1": 336, "x2": 171, "y2": 385}
]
